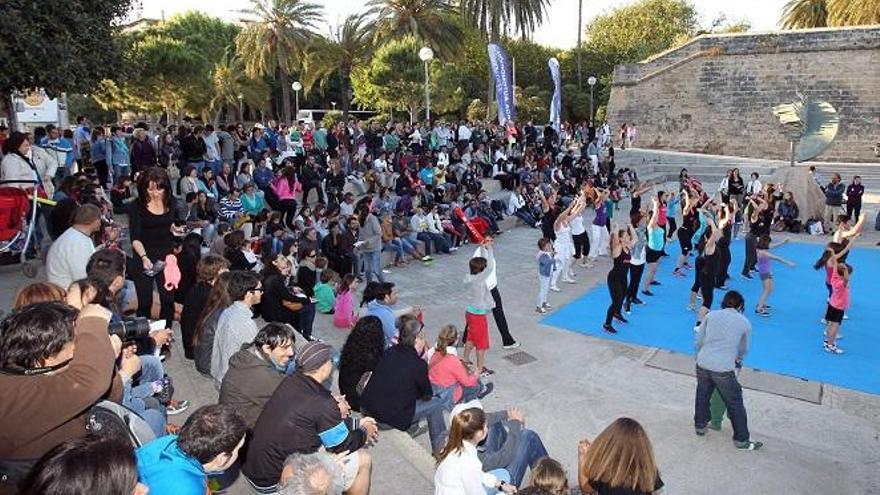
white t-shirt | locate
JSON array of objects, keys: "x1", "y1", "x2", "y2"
[
  {"x1": 473, "y1": 246, "x2": 497, "y2": 289},
  {"x1": 46, "y1": 227, "x2": 95, "y2": 290},
  {"x1": 570, "y1": 214, "x2": 586, "y2": 235}
]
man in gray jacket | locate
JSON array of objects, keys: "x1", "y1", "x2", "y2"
[
  {"x1": 356, "y1": 199, "x2": 385, "y2": 284},
  {"x1": 212, "y1": 271, "x2": 262, "y2": 387},
  {"x1": 219, "y1": 323, "x2": 295, "y2": 428}
]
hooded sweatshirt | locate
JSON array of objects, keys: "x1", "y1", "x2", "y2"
[
  {"x1": 219, "y1": 346, "x2": 285, "y2": 428},
  {"x1": 136, "y1": 435, "x2": 207, "y2": 495}
]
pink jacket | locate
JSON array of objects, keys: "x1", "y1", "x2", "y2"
[
  {"x1": 829, "y1": 270, "x2": 850, "y2": 310},
  {"x1": 333, "y1": 291, "x2": 357, "y2": 328},
  {"x1": 271, "y1": 177, "x2": 300, "y2": 201},
  {"x1": 428, "y1": 352, "x2": 478, "y2": 403}
]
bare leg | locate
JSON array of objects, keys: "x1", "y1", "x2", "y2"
[
  {"x1": 476, "y1": 349, "x2": 486, "y2": 373},
  {"x1": 463, "y1": 341, "x2": 474, "y2": 364},
  {"x1": 345, "y1": 451, "x2": 372, "y2": 495},
  {"x1": 756, "y1": 279, "x2": 772, "y2": 311},
  {"x1": 825, "y1": 321, "x2": 840, "y2": 345},
  {"x1": 642, "y1": 262, "x2": 658, "y2": 291}
]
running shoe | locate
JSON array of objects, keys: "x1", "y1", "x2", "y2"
[
  {"x1": 602, "y1": 324, "x2": 618, "y2": 334},
  {"x1": 536, "y1": 306, "x2": 547, "y2": 314},
  {"x1": 449, "y1": 247, "x2": 459, "y2": 252},
  {"x1": 641, "y1": 290, "x2": 655, "y2": 296},
  {"x1": 166, "y1": 400, "x2": 190, "y2": 416},
  {"x1": 823, "y1": 342, "x2": 844, "y2": 354},
  {"x1": 755, "y1": 309, "x2": 770, "y2": 317},
  {"x1": 542, "y1": 302, "x2": 553, "y2": 309},
  {"x1": 631, "y1": 298, "x2": 645, "y2": 305},
  {"x1": 502, "y1": 341, "x2": 521, "y2": 350},
  {"x1": 741, "y1": 273, "x2": 753, "y2": 280},
  {"x1": 613, "y1": 313, "x2": 628, "y2": 323},
  {"x1": 476, "y1": 382, "x2": 495, "y2": 399},
  {"x1": 480, "y1": 368, "x2": 496, "y2": 377},
  {"x1": 687, "y1": 304, "x2": 696, "y2": 312},
  {"x1": 650, "y1": 280, "x2": 662, "y2": 286},
  {"x1": 735, "y1": 441, "x2": 764, "y2": 451},
  {"x1": 550, "y1": 286, "x2": 561, "y2": 292},
  {"x1": 623, "y1": 302, "x2": 632, "y2": 314},
  {"x1": 382, "y1": 269, "x2": 392, "y2": 274},
  {"x1": 420, "y1": 255, "x2": 433, "y2": 262}
]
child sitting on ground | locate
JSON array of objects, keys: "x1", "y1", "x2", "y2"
[
  {"x1": 463, "y1": 238, "x2": 496, "y2": 376},
  {"x1": 333, "y1": 274, "x2": 359, "y2": 329},
  {"x1": 314, "y1": 269, "x2": 339, "y2": 314}
]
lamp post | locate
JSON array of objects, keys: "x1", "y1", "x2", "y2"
[
  {"x1": 331, "y1": 101, "x2": 337, "y2": 111},
  {"x1": 291, "y1": 81, "x2": 302, "y2": 122},
  {"x1": 237, "y1": 94, "x2": 244, "y2": 122},
  {"x1": 418, "y1": 47, "x2": 434, "y2": 122},
  {"x1": 587, "y1": 76, "x2": 597, "y2": 125}
]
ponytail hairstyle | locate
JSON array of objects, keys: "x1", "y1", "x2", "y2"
[
  {"x1": 813, "y1": 242, "x2": 842, "y2": 270},
  {"x1": 434, "y1": 324, "x2": 459, "y2": 357},
  {"x1": 436, "y1": 407, "x2": 486, "y2": 465}
]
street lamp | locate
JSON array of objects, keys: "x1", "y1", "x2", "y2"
[
  {"x1": 237, "y1": 94, "x2": 244, "y2": 122},
  {"x1": 418, "y1": 47, "x2": 434, "y2": 122},
  {"x1": 292, "y1": 81, "x2": 303, "y2": 122},
  {"x1": 331, "y1": 101, "x2": 337, "y2": 111},
  {"x1": 587, "y1": 76, "x2": 597, "y2": 125}
]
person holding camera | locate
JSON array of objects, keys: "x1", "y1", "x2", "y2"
[{"x1": 0, "y1": 302, "x2": 122, "y2": 494}]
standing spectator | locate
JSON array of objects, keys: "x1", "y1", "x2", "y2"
[
  {"x1": 130, "y1": 128, "x2": 157, "y2": 174},
  {"x1": 243, "y1": 342, "x2": 377, "y2": 495},
  {"x1": 203, "y1": 125, "x2": 222, "y2": 176},
  {"x1": 45, "y1": 204, "x2": 101, "y2": 290},
  {"x1": 179, "y1": 125, "x2": 207, "y2": 170},
  {"x1": 211, "y1": 271, "x2": 263, "y2": 386},
  {"x1": 361, "y1": 315, "x2": 451, "y2": 455},
  {"x1": 357, "y1": 200, "x2": 384, "y2": 284},
  {"x1": 823, "y1": 173, "x2": 845, "y2": 228},
  {"x1": 109, "y1": 126, "x2": 131, "y2": 179},
  {"x1": 219, "y1": 322, "x2": 296, "y2": 428},
  {"x1": 693, "y1": 290, "x2": 763, "y2": 450},
  {"x1": 136, "y1": 405, "x2": 247, "y2": 495},
  {"x1": 89, "y1": 127, "x2": 110, "y2": 186},
  {"x1": 845, "y1": 175, "x2": 864, "y2": 219}
]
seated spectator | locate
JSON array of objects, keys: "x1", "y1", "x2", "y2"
[
  {"x1": 12, "y1": 282, "x2": 66, "y2": 309},
  {"x1": 361, "y1": 315, "x2": 451, "y2": 455},
  {"x1": 411, "y1": 205, "x2": 452, "y2": 256},
  {"x1": 224, "y1": 230, "x2": 258, "y2": 272},
  {"x1": 473, "y1": 403, "x2": 549, "y2": 488},
  {"x1": 194, "y1": 271, "x2": 233, "y2": 376},
  {"x1": 333, "y1": 274, "x2": 359, "y2": 329},
  {"x1": 775, "y1": 191, "x2": 800, "y2": 232},
  {"x1": 45, "y1": 203, "x2": 101, "y2": 290},
  {"x1": 211, "y1": 271, "x2": 262, "y2": 386},
  {"x1": 519, "y1": 457, "x2": 569, "y2": 495},
  {"x1": 277, "y1": 452, "x2": 344, "y2": 495},
  {"x1": 363, "y1": 282, "x2": 399, "y2": 347},
  {"x1": 243, "y1": 342, "x2": 377, "y2": 495},
  {"x1": 314, "y1": 269, "x2": 339, "y2": 314},
  {"x1": 262, "y1": 253, "x2": 317, "y2": 342},
  {"x1": 578, "y1": 417, "x2": 664, "y2": 495},
  {"x1": 20, "y1": 436, "x2": 148, "y2": 495},
  {"x1": 428, "y1": 324, "x2": 493, "y2": 403},
  {"x1": 435, "y1": 403, "x2": 516, "y2": 494},
  {"x1": 337, "y1": 316, "x2": 385, "y2": 412},
  {"x1": 241, "y1": 182, "x2": 267, "y2": 217},
  {"x1": 180, "y1": 254, "x2": 230, "y2": 360},
  {"x1": 219, "y1": 322, "x2": 295, "y2": 428},
  {"x1": 136, "y1": 405, "x2": 247, "y2": 495},
  {"x1": 0, "y1": 303, "x2": 121, "y2": 491}
]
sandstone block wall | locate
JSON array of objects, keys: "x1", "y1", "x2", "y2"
[{"x1": 606, "y1": 26, "x2": 880, "y2": 163}]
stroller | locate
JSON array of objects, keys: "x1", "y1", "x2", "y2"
[{"x1": 0, "y1": 180, "x2": 45, "y2": 278}]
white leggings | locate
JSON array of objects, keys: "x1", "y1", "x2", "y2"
[{"x1": 589, "y1": 224, "x2": 609, "y2": 259}]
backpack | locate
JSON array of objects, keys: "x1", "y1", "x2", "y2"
[{"x1": 86, "y1": 400, "x2": 156, "y2": 448}]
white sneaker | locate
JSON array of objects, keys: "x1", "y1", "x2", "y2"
[
  {"x1": 550, "y1": 286, "x2": 561, "y2": 292},
  {"x1": 542, "y1": 302, "x2": 553, "y2": 309},
  {"x1": 823, "y1": 343, "x2": 844, "y2": 355},
  {"x1": 502, "y1": 341, "x2": 521, "y2": 350},
  {"x1": 449, "y1": 247, "x2": 459, "y2": 252},
  {"x1": 563, "y1": 278, "x2": 577, "y2": 284},
  {"x1": 382, "y1": 269, "x2": 392, "y2": 274},
  {"x1": 536, "y1": 306, "x2": 547, "y2": 314}
]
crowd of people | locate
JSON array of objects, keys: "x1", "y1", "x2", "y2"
[{"x1": 0, "y1": 111, "x2": 870, "y2": 495}]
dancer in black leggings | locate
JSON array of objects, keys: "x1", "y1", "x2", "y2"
[
  {"x1": 715, "y1": 200, "x2": 738, "y2": 289},
  {"x1": 625, "y1": 212, "x2": 647, "y2": 314},
  {"x1": 742, "y1": 196, "x2": 769, "y2": 279},
  {"x1": 604, "y1": 224, "x2": 634, "y2": 334},
  {"x1": 689, "y1": 205, "x2": 730, "y2": 329}
]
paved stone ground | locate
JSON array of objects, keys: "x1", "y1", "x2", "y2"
[{"x1": 3, "y1": 211, "x2": 880, "y2": 494}]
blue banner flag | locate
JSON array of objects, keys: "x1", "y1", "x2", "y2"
[
  {"x1": 487, "y1": 43, "x2": 516, "y2": 124},
  {"x1": 548, "y1": 57, "x2": 562, "y2": 131}
]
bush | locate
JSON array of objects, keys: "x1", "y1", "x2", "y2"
[{"x1": 320, "y1": 110, "x2": 343, "y2": 129}]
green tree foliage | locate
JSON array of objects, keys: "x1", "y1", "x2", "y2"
[
  {"x1": 367, "y1": 0, "x2": 465, "y2": 59},
  {"x1": 585, "y1": 0, "x2": 698, "y2": 74},
  {"x1": 0, "y1": 0, "x2": 135, "y2": 96},
  {"x1": 460, "y1": 0, "x2": 551, "y2": 41},
  {"x1": 236, "y1": 0, "x2": 324, "y2": 123}
]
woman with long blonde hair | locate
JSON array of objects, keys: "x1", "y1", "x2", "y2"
[
  {"x1": 434, "y1": 406, "x2": 516, "y2": 494},
  {"x1": 578, "y1": 417, "x2": 664, "y2": 495}
]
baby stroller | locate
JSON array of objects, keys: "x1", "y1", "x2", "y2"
[{"x1": 0, "y1": 180, "x2": 44, "y2": 278}]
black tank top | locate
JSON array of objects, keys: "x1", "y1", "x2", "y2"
[{"x1": 610, "y1": 250, "x2": 630, "y2": 278}]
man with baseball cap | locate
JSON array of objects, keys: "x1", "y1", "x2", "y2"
[{"x1": 244, "y1": 342, "x2": 379, "y2": 495}]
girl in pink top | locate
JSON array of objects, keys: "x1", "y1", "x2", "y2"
[
  {"x1": 428, "y1": 324, "x2": 492, "y2": 403},
  {"x1": 817, "y1": 244, "x2": 853, "y2": 355},
  {"x1": 333, "y1": 274, "x2": 359, "y2": 329}
]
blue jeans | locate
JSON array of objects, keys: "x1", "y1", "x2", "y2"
[
  {"x1": 412, "y1": 393, "x2": 453, "y2": 454},
  {"x1": 383, "y1": 240, "x2": 405, "y2": 263},
  {"x1": 482, "y1": 423, "x2": 548, "y2": 487},
  {"x1": 694, "y1": 365, "x2": 750, "y2": 444},
  {"x1": 485, "y1": 469, "x2": 510, "y2": 495},
  {"x1": 417, "y1": 232, "x2": 450, "y2": 255},
  {"x1": 362, "y1": 249, "x2": 384, "y2": 283}
]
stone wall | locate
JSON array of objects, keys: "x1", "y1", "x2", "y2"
[{"x1": 606, "y1": 26, "x2": 880, "y2": 162}]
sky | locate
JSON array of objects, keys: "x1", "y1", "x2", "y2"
[{"x1": 133, "y1": 0, "x2": 790, "y2": 49}]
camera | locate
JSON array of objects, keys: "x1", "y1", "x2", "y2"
[{"x1": 108, "y1": 317, "x2": 152, "y2": 341}]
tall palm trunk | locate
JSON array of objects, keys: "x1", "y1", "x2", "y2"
[
  {"x1": 341, "y1": 69, "x2": 351, "y2": 121},
  {"x1": 577, "y1": 0, "x2": 583, "y2": 89},
  {"x1": 279, "y1": 69, "x2": 292, "y2": 124}
]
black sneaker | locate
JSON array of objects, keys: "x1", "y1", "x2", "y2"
[
  {"x1": 602, "y1": 324, "x2": 618, "y2": 334},
  {"x1": 632, "y1": 297, "x2": 645, "y2": 305},
  {"x1": 735, "y1": 441, "x2": 764, "y2": 451},
  {"x1": 650, "y1": 280, "x2": 662, "y2": 286},
  {"x1": 477, "y1": 382, "x2": 495, "y2": 399},
  {"x1": 641, "y1": 290, "x2": 655, "y2": 296},
  {"x1": 741, "y1": 273, "x2": 753, "y2": 280},
  {"x1": 613, "y1": 313, "x2": 628, "y2": 324}
]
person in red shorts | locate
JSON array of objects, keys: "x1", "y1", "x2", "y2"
[{"x1": 462, "y1": 238, "x2": 495, "y2": 376}]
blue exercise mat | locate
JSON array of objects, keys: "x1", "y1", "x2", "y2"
[{"x1": 542, "y1": 239, "x2": 880, "y2": 396}]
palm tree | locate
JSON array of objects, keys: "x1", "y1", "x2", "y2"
[
  {"x1": 236, "y1": 0, "x2": 324, "y2": 123},
  {"x1": 459, "y1": 0, "x2": 551, "y2": 117},
  {"x1": 826, "y1": 0, "x2": 880, "y2": 25},
  {"x1": 303, "y1": 14, "x2": 374, "y2": 121},
  {"x1": 781, "y1": 0, "x2": 828, "y2": 28},
  {"x1": 367, "y1": 0, "x2": 464, "y2": 59},
  {"x1": 577, "y1": 0, "x2": 583, "y2": 89},
  {"x1": 210, "y1": 53, "x2": 270, "y2": 124}
]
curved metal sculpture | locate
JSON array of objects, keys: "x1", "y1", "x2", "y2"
[{"x1": 772, "y1": 92, "x2": 839, "y2": 165}]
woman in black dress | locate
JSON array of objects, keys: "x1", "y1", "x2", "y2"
[
  {"x1": 262, "y1": 252, "x2": 317, "y2": 341},
  {"x1": 128, "y1": 167, "x2": 181, "y2": 332}
]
